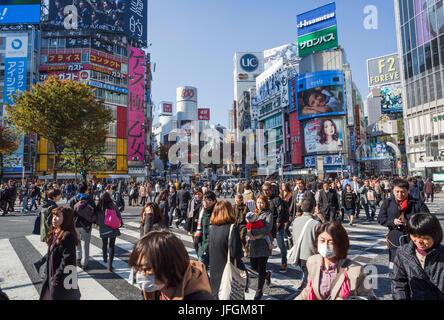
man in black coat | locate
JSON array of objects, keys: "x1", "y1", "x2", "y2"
[
  {"x1": 262, "y1": 182, "x2": 288, "y2": 272},
  {"x1": 2, "y1": 180, "x2": 17, "y2": 216},
  {"x1": 378, "y1": 179, "x2": 429, "y2": 267},
  {"x1": 317, "y1": 181, "x2": 340, "y2": 222},
  {"x1": 175, "y1": 182, "x2": 191, "y2": 228}
]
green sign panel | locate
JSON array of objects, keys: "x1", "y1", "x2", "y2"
[{"x1": 298, "y1": 25, "x2": 338, "y2": 57}]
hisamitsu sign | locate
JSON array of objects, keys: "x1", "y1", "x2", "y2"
[{"x1": 367, "y1": 53, "x2": 400, "y2": 88}]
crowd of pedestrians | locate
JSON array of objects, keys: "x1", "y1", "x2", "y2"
[{"x1": 0, "y1": 173, "x2": 443, "y2": 301}]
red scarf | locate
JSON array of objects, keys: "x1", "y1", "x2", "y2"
[{"x1": 398, "y1": 198, "x2": 408, "y2": 217}]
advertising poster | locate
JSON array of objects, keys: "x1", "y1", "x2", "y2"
[
  {"x1": 296, "y1": 70, "x2": 346, "y2": 121},
  {"x1": 0, "y1": 0, "x2": 41, "y2": 24},
  {"x1": 3, "y1": 36, "x2": 28, "y2": 106},
  {"x1": 362, "y1": 142, "x2": 392, "y2": 161},
  {"x1": 380, "y1": 86, "x2": 403, "y2": 114},
  {"x1": 127, "y1": 46, "x2": 146, "y2": 163},
  {"x1": 289, "y1": 112, "x2": 303, "y2": 165},
  {"x1": 367, "y1": 53, "x2": 400, "y2": 88},
  {"x1": 297, "y1": 3, "x2": 338, "y2": 57},
  {"x1": 48, "y1": 0, "x2": 147, "y2": 44},
  {"x1": 264, "y1": 42, "x2": 299, "y2": 70},
  {"x1": 303, "y1": 118, "x2": 343, "y2": 154},
  {"x1": 397, "y1": 118, "x2": 405, "y2": 141}
]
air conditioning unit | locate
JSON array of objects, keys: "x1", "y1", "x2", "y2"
[{"x1": 423, "y1": 156, "x2": 434, "y2": 162}]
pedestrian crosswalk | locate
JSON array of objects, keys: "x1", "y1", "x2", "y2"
[{"x1": 1, "y1": 200, "x2": 443, "y2": 300}]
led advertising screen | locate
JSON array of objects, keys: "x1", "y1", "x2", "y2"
[
  {"x1": 48, "y1": 0, "x2": 147, "y2": 44},
  {"x1": 0, "y1": 0, "x2": 41, "y2": 24},
  {"x1": 296, "y1": 70, "x2": 345, "y2": 121},
  {"x1": 303, "y1": 118, "x2": 344, "y2": 154}
]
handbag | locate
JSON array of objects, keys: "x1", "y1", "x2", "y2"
[
  {"x1": 104, "y1": 205, "x2": 121, "y2": 229},
  {"x1": 218, "y1": 224, "x2": 248, "y2": 300},
  {"x1": 287, "y1": 218, "x2": 314, "y2": 266}
]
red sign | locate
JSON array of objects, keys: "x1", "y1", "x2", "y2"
[
  {"x1": 162, "y1": 103, "x2": 173, "y2": 114},
  {"x1": 289, "y1": 112, "x2": 303, "y2": 165},
  {"x1": 48, "y1": 53, "x2": 81, "y2": 64},
  {"x1": 182, "y1": 88, "x2": 195, "y2": 99},
  {"x1": 40, "y1": 64, "x2": 127, "y2": 78},
  {"x1": 198, "y1": 108, "x2": 210, "y2": 121},
  {"x1": 39, "y1": 70, "x2": 90, "y2": 82},
  {"x1": 90, "y1": 53, "x2": 121, "y2": 71}
]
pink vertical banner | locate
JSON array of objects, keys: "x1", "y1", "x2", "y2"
[{"x1": 128, "y1": 47, "x2": 146, "y2": 163}]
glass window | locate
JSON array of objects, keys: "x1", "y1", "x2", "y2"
[
  {"x1": 425, "y1": 42, "x2": 432, "y2": 70},
  {"x1": 436, "y1": 71, "x2": 443, "y2": 99},
  {"x1": 431, "y1": 38, "x2": 440, "y2": 67},
  {"x1": 440, "y1": 35, "x2": 444, "y2": 65},
  {"x1": 82, "y1": 53, "x2": 89, "y2": 63},
  {"x1": 405, "y1": 24, "x2": 412, "y2": 52},
  {"x1": 121, "y1": 63, "x2": 128, "y2": 74},
  {"x1": 413, "y1": 48, "x2": 419, "y2": 75},
  {"x1": 410, "y1": 19, "x2": 417, "y2": 49},
  {"x1": 418, "y1": 45, "x2": 426, "y2": 73},
  {"x1": 57, "y1": 38, "x2": 66, "y2": 48},
  {"x1": 408, "y1": 0, "x2": 415, "y2": 20},
  {"x1": 429, "y1": 74, "x2": 435, "y2": 101},
  {"x1": 49, "y1": 38, "x2": 57, "y2": 47},
  {"x1": 41, "y1": 38, "x2": 49, "y2": 49},
  {"x1": 407, "y1": 51, "x2": 414, "y2": 78},
  {"x1": 422, "y1": 76, "x2": 429, "y2": 103},
  {"x1": 427, "y1": 4, "x2": 438, "y2": 39},
  {"x1": 402, "y1": 0, "x2": 409, "y2": 24},
  {"x1": 404, "y1": 54, "x2": 409, "y2": 79}
]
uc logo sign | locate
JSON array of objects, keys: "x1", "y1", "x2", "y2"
[
  {"x1": 240, "y1": 54, "x2": 258, "y2": 72},
  {"x1": 12, "y1": 39, "x2": 23, "y2": 50},
  {"x1": 182, "y1": 89, "x2": 195, "y2": 99}
]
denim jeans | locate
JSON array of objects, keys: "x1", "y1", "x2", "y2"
[
  {"x1": 30, "y1": 196, "x2": 38, "y2": 210},
  {"x1": 22, "y1": 196, "x2": 29, "y2": 212},
  {"x1": 363, "y1": 203, "x2": 376, "y2": 220},
  {"x1": 276, "y1": 227, "x2": 287, "y2": 265},
  {"x1": 426, "y1": 193, "x2": 434, "y2": 202}
]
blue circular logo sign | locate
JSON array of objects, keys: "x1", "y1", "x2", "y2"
[
  {"x1": 12, "y1": 39, "x2": 23, "y2": 50},
  {"x1": 240, "y1": 54, "x2": 259, "y2": 72}
]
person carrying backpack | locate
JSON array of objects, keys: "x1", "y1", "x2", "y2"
[
  {"x1": 69, "y1": 183, "x2": 97, "y2": 270},
  {"x1": 112, "y1": 185, "x2": 125, "y2": 213}
]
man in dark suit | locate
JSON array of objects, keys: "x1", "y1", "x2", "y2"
[
  {"x1": 317, "y1": 181, "x2": 339, "y2": 222},
  {"x1": 175, "y1": 182, "x2": 191, "y2": 228}
]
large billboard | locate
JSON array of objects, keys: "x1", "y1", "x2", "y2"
[
  {"x1": 297, "y1": 3, "x2": 338, "y2": 57},
  {"x1": 289, "y1": 112, "x2": 303, "y2": 165},
  {"x1": 367, "y1": 53, "x2": 400, "y2": 88},
  {"x1": 127, "y1": 47, "x2": 146, "y2": 163},
  {"x1": 0, "y1": 0, "x2": 41, "y2": 24},
  {"x1": 303, "y1": 118, "x2": 344, "y2": 154},
  {"x1": 264, "y1": 42, "x2": 299, "y2": 70},
  {"x1": 380, "y1": 86, "x2": 403, "y2": 114},
  {"x1": 48, "y1": 0, "x2": 147, "y2": 44},
  {"x1": 295, "y1": 70, "x2": 346, "y2": 121}
]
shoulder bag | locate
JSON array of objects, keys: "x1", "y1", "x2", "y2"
[
  {"x1": 105, "y1": 205, "x2": 121, "y2": 229},
  {"x1": 218, "y1": 224, "x2": 248, "y2": 300},
  {"x1": 287, "y1": 218, "x2": 314, "y2": 266}
]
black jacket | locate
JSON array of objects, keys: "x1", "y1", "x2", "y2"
[
  {"x1": 342, "y1": 190, "x2": 357, "y2": 210},
  {"x1": 392, "y1": 241, "x2": 444, "y2": 300},
  {"x1": 318, "y1": 189, "x2": 339, "y2": 215},
  {"x1": 159, "y1": 200, "x2": 169, "y2": 222},
  {"x1": 269, "y1": 195, "x2": 288, "y2": 237},
  {"x1": 378, "y1": 195, "x2": 430, "y2": 247},
  {"x1": 69, "y1": 194, "x2": 97, "y2": 232},
  {"x1": 176, "y1": 189, "x2": 191, "y2": 211},
  {"x1": 39, "y1": 231, "x2": 81, "y2": 300},
  {"x1": 208, "y1": 223, "x2": 245, "y2": 299},
  {"x1": 168, "y1": 192, "x2": 177, "y2": 210}
]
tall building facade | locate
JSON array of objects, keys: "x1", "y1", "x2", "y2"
[{"x1": 394, "y1": 0, "x2": 444, "y2": 177}]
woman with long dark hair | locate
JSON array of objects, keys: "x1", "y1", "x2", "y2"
[
  {"x1": 97, "y1": 190, "x2": 123, "y2": 271},
  {"x1": 317, "y1": 119, "x2": 340, "y2": 152},
  {"x1": 157, "y1": 189, "x2": 169, "y2": 226},
  {"x1": 140, "y1": 202, "x2": 167, "y2": 238},
  {"x1": 39, "y1": 207, "x2": 81, "y2": 300}
]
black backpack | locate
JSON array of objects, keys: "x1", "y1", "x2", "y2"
[{"x1": 74, "y1": 199, "x2": 96, "y2": 223}]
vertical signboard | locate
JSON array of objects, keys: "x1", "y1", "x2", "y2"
[
  {"x1": 344, "y1": 67, "x2": 355, "y2": 126},
  {"x1": 289, "y1": 112, "x2": 303, "y2": 165},
  {"x1": 355, "y1": 105, "x2": 361, "y2": 147},
  {"x1": 3, "y1": 36, "x2": 28, "y2": 106},
  {"x1": 127, "y1": 47, "x2": 146, "y2": 163}
]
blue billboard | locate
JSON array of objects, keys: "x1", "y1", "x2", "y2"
[
  {"x1": 295, "y1": 70, "x2": 346, "y2": 121},
  {"x1": 0, "y1": 1, "x2": 41, "y2": 24},
  {"x1": 297, "y1": 2, "x2": 337, "y2": 37},
  {"x1": 3, "y1": 36, "x2": 28, "y2": 106}
]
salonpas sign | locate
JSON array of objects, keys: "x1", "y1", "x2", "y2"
[
  {"x1": 297, "y1": 3, "x2": 338, "y2": 57},
  {"x1": 298, "y1": 25, "x2": 338, "y2": 57}
]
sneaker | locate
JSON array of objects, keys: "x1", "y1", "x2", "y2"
[
  {"x1": 279, "y1": 263, "x2": 287, "y2": 273},
  {"x1": 253, "y1": 289, "x2": 263, "y2": 300},
  {"x1": 265, "y1": 271, "x2": 271, "y2": 286}
]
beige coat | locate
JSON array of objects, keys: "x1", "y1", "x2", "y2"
[{"x1": 295, "y1": 254, "x2": 376, "y2": 300}]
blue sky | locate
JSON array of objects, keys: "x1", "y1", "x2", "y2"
[{"x1": 148, "y1": 0, "x2": 399, "y2": 127}]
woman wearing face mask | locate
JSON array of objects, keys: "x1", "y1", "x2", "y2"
[
  {"x1": 295, "y1": 221, "x2": 376, "y2": 300},
  {"x1": 391, "y1": 213, "x2": 444, "y2": 300},
  {"x1": 39, "y1": 207, "x2": 81, "y2": 300},
  {"x1": 128, "y1": 230, "x2": 214, "y2": 300}
]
